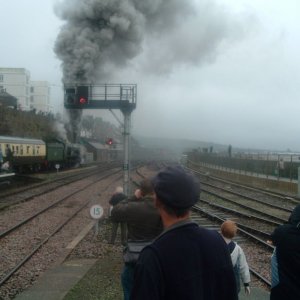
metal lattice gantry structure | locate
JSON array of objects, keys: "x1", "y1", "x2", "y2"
[
  {"x1": 64, "y1": 83, "x2": 137, "y2": 112},
  {"x1": 64, "y1": 83, "x2": 137, "y2": 195}
]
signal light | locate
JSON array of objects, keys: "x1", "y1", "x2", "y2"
[
  {"x1": 77, "y1": 86, "x2": 89, "y2": 105},
  {"x1": 106, "y1": 138, "x2": 113, "y2": 145},
  {"x1": 64, "y1": 86, "x2": 89, "y2": 108},
  {"x1": 79, "y1": 97, "x2": 87, "y2": 104}
]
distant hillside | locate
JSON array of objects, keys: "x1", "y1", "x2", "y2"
[{"x1": 133, "y1": 135, "x2": 229, "y2": 154}]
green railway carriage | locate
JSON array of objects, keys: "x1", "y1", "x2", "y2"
[
  {"x1": 45, "y1": 140, "x2": 65, "y2": 168},
  {"x1": 0, "y1": 136, "x2": 46, "y2": 171}
]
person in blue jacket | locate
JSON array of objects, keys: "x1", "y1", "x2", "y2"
[{"x1": 131, "y1": 166, "x2": 238, "y2": 300}]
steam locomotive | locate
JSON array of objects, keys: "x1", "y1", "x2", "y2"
[{"x1": 0, "y1": 136, "x2": 81, "y2": 173}]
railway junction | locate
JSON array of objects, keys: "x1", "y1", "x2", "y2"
[{"x1": 2, "y1": 160, "x2": 298, "y2": 299}]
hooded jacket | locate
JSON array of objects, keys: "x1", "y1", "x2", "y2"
[{"x1": 270, "y1": 204, "x2": 300, "y2": 300}]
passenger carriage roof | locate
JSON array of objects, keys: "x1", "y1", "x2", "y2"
[{"x1": 0, "y1": 136, "x2": 45, "y2": 145}]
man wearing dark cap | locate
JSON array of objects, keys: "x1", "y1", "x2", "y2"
[{"x1": 131, "y1": 166, "x2": 238, "y2": 300}]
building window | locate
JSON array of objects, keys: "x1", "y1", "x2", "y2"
[
  {"x1": 30, "y1": 86, "x2": 34, "y2": 93},
  {"x1": 0, "y1": 75, "x2": 3, "y2": 82},
  {"x1": 30, "y1": 96, "x2": 34, "y2": 102},
  {"x1": 27, "y1": 146, "x2": 30, "y2": 154}
]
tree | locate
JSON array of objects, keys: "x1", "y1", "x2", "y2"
[
  {"x1": 81, "y1": 115, "x2": 95, "y2": 137},
  {"x1": 0, "y1": 106, "x2": 58, "y2": 140}
]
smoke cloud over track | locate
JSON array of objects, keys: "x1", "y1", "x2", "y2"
[
  {"x1": 54, "y1": 0, "x2": 250, "y2": 142},
  {"x1": 54, "y1": 0, "x2": 248, "y2": 82}
]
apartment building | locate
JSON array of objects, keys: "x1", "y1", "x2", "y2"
[
  {"x1": 30, "y1": 81, "x2": 52, "y2": 112},
  {"x1": 0, "y1": 68, "x2": 30, "y2": 110},
  {"x1": 0, "y1": 68, "x2": 53, "y2": 113}
]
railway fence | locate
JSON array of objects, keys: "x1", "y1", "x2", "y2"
[{"x1": 189, "y1": 152, "x2": 300, "y2": 182}]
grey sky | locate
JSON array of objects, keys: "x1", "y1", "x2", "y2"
[{"x1": 1, "y1": 0, "x2": 300, "y2": 151}]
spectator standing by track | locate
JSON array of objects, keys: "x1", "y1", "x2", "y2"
[
  {"x1": 269, "y1": 204, "x2": 300, "y2": 300},
  {"x1": 131, "y1": 166, "x2": 238, "y2": 300},
  {"x1": 108, "y1": 186, "x2": 127, "y2": 245},
  {"x1": 220, "y1": 220, "x2": 251, "y2": 297},
  {"x1": 111, "y1": 179, "x2": 163, "y2": 300}
]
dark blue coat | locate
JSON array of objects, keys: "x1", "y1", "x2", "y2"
[
  {"x1": 270, "y1": 204, "x2": 300, "y2": 300},
  {"x1": 131, "y1": 221, "x2": 238, "y2": 300}
]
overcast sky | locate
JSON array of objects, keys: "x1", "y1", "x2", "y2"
[{"x1": 1, "y1": 0, "x2": 300, "y2": 151}]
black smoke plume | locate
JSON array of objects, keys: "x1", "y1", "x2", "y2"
[{"x1": 54, "y1": 0, "x2": 251, "y2": 141}]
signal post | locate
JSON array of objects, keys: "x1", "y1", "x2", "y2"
[{"x1": 64, "y1": 84, "x2": 137, "y2": 196}]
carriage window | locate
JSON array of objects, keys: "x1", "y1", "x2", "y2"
[
  {"x1": 36, "y1": 146, "x2": 40, "y2": 154},
  {"x1": 6, "y1": 144, "x2": 11, "y2": 153}
]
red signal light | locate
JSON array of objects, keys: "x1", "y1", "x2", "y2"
[
  {"x1": 79, "y1": 97, "x2": 87, "y2": 104},
  {"x1": 106, "y1": 138, "x2": 113, "y2": 145}
]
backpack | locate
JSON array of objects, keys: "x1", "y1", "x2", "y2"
[{"x1": 123, "y1": 240, "x2": 152, "y2": 264}]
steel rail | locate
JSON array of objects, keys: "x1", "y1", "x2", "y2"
[
  {"x1": 0, "y1": 167, "x2": 122, "y2": 239},
  {"x1": 0, "y1": 168, "x2": 123, "y2": 287}
]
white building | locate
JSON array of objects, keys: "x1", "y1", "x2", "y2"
[
  {"x1": 0, "y1": 68, "x2": 30, "y2": 110},
  {"x1": 0, "y1": 68, "x2": 53, "y2": 113},
  {"x1": 30, "y1": 81, "x2": 52, "y2": 113}
]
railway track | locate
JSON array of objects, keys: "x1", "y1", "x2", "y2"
[
  {"x1": 200, "y1": 185, "x2": 289, "y2": 223},
  {"x1": 184, "y1": 165, "x2": 300, "y2": 291},
  {"x1": 186, "y1": 166, "x2": 298, "y2": 225},
  {"x1": 0, "y1": 166, "x2": 124, "y2": 298},
  {"x1": 188, "y1": 165, "x2": 300, "y2": 205},
  {"x1": 0, "y1": 162, "x2": 121, "y2": 210}
]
